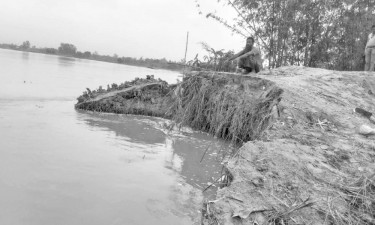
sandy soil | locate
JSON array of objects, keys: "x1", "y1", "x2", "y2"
[
  {"x1": 75, "y1": 67, "x2": 375, "y2": 224},
  {"x1": 203, "y1": 66, "x2": 375, "y2": 225}
]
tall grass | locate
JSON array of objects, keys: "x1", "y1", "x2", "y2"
[{"x1": 168, "y1": 72, "x2": 283, "y2": 143}]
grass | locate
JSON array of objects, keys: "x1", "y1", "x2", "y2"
[
  {"x1": 168, "y1": 72, "x2": 283, "y2": 143},
  {"x1": 76, "y1": 72, "x2": 283, "y2": 144},
  {"x1": 326, "y1": 174, "x2": 375, "y2": 224}
]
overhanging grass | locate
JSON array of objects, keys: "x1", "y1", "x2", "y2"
[{"x1": 168, "y1": 73, "x2": 283, "y2": 143}]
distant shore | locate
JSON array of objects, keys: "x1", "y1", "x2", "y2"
[{"x1": 0, "y1": 43, "x2": 184, "y2": 72}]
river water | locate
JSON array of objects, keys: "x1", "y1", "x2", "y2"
[{"x1": 0, "y1": 49, "x2": 229, "y2": 225}]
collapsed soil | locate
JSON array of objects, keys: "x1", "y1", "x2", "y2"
[
  {"x1": 75, "y1": 67, "x2": 375, "y2": 224},
  {"x1": 75, "y1": 76, "x2": 173, "y2": 117},
  {"x1": 75, "y1": 72, "x2": 282, "y2": 144},
  {"x1": 203, "y1": 67, "x2": 375, "y2": 225}
]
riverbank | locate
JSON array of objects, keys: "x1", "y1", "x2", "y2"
[
  {"x1": 75, "y1": 67, "x2": 375, "y2": 224},
  {"x1": 75, "y1": 71, "x2": 282, "y2": 144},
  {"x1": 203, "y1": 67, "x2": 375, "y2": 225}
]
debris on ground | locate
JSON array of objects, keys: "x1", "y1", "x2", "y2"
[
  {"x1": 75, "y1": 66, "x2": 375, "y2": 224},
  {"x1": 202, "y1": 66, "x2": 375, "y2": 225}
]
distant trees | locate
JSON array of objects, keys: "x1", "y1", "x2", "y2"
[
  {"x1": 83, "y1": 51, "x2": 91, "y2": 58},
  {"x1": 205, "y1": 0, "x2": 375, "y2": 71},
  {"x1": 0, "y1": 41, "x2": 184, "y2": 71},
  {"x1": 0, "y1": 43, "x2": 18, "y2": 50},
  {"x1": 75, "y1": 51, "x2": 84, "y2": 58},
  {"x1": 45, "y1": 48, "x2": 57, "y2": 54},
  {"x1": 58, "y1": 43, "x2": 77, "y2": 56},
  {"x1": 20, "y1": 41, "x2": 30, "y2": 50}
]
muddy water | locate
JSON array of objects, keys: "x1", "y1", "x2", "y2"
[{"x1": 0, "y1": 49, "x2": 230, "y2": 225}]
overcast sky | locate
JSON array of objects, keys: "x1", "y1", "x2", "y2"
[{"x1": 0, "y1": 0, "x2": 248, "y2": 61}]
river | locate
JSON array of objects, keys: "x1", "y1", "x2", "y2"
[{"x1": 0, "y1": 49, "x2": 230, "y2": 225}]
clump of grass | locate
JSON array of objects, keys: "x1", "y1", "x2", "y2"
[
  {"x1": 315, "y1": 174, "x2": 375, "y2": 224},
  {"x1": 76, "y1": 80, "x2": 172, "y2": 117},
  {"x1": 76, "y1": 72, "x2": 283, "y2": 144},
  {"x1": 168, "y1": 73, "x2": 283, "y2": 143},
  {"x1": 76, "y1": 75, "x2": 167, "y2": 103},
  {"x1": 336, "y1": 174, "x2": 375, "y2": 224}
]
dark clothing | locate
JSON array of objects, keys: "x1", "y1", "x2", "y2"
[
  {"x1": 230, "y1": 43, "x2": 262, "y2": 73},
  {"x1": 238, "y1": 55, "x2": 260, "y2": 73},
  {"x1": 236, "y1": 45, "x2": 261, "y2": 73}
]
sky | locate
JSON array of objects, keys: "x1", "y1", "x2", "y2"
[{"x1": 0, "y1": 0, "x2": 248, "y2": 61}]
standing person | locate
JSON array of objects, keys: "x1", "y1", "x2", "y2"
[
  {"x1": 227, "y1": 37, "x2": 262, "y2": 74},
  {"x1": 365, "y1": 24, "x2": 375, "y2": 71}
]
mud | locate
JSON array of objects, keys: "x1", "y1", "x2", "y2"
[
  {"x1": 75, "y1": 67, "x2": 375, "y2": 224},
  {"x1": 75, "y1": 75, "x2": 173, "y2": 117},
  {"x1": 203, "y1": 67, "x2": 375, "y2": 225},
  {"x1": 75, "y1": 72, "x2": 282, "y2": 144}
]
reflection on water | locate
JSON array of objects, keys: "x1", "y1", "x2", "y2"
[
  {"x1": 22, "y1": 51, "x2": 29, "y2": 61},
  {"x1": 77, "y1": 111, "x2": 230, "y2": 195},
  {"x1": 79, "y1": 113, "x2": 165, "y2": 145},
  {"x1": 58, "y1": 56, "x2": 76, "y2": 66},
  {"x1": 0, "y1": 49, "x2": 229, "y2": 225},
  {"x1": 73, "y1": 111, "x2": 230, "y2": 224}
]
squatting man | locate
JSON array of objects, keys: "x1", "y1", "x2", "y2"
[{"x1": 227, "y1": 37, "x2": 262, "y2": 74}]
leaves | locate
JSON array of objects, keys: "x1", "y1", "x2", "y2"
[
  {"x1": 199, "y1": 42, "x2": 235, "y2": 72},
  {"x1": 207, "y1": 0, "x2": 375, "y2": 70}
]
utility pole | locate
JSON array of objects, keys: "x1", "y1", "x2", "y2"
[
  {"x1": 184, "y1": 31, "x2": 189, "y2": 64},
  {"x1": 183, "y1": 32, "x2": 189, "y2": 78}
]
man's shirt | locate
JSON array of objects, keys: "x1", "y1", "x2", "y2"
[
  {"x1": 366, "y1": 33, "x2": 375, "y2": 48},
  {"x1": 238, "y1": 47, "x2": 262, "y2": 66}
]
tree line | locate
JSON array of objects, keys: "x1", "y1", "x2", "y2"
[
  {"x1": 201, "y1": 0, "x2": 375, "y2": 71},
  {"x1": 0, "y1": 41, "x2": 184, "y2": 71}
]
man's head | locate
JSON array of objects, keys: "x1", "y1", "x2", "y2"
[
  {"x1": 372, "y1": 24, "x2": 375, "y2": 33},
  {"x1": 246, "y1": 37, "x2": 255, "y2": 48}
]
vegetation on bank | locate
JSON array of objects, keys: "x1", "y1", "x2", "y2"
[
  {"x1": 75, "y1": 75, "x2": 173, "y2": 118},
  {"x1": 185, "y1": 43, "x2": 237, "y2": 72},
  {"x1": 205, "y1": 67, "x2": 375, "y2": 225},
  {"x1": 199, "y1": 0, "x2": 375, "y2": 71},
  {"x1": 0, "y1": 41, "x2": 184, "y2": 71},
  {"x1": 75, "y1": 72, "x2": 282, "y2": 144},
  {"x1": 4, "y1": 0, "x2": 375, "y2": 73},
  {"x1": 0, "y1": 40, "x2": 242, "y2": 73},
  {"x1": 169, "y1": 74, "x2": 282, "y2": 143},
  {"x1": 74, "y1": 67, "x2": 375, "y2": 224}
]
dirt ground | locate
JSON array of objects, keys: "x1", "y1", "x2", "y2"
[
  {"x1": 202, "y1": 66, "x2": 375, "y2": 225},
  {"x1": 75, "y1": 67, "x2": 375, "y2": 224}
]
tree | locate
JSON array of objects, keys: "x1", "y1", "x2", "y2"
[
  {"x1": 117, "y1": 57, "x2": 125, "y2": 64},
  {"x1": 197, "y1": 42, "x2": 235, "y2": 71},
  {"x1": 75, "y1": 51, "x2": 84, "y2": 58},
  {"x1": 205, "y1": 0, "x2": 375, "y2": 71},
  {"x1": 200, "y1": 42, "x2": 225, "y2": 70},
  {"x1": 58, "y1": 43, "x2": 77, "y2": 56},
  {"x1": 83, "y1": 51, "x2": 91, "y2": 58},
  {"x1": 45, "y1": 48, "x2": 57, "y2": 54},
  {"x1": 20, "y1": 41, "x2": 30, "y2": 50}
]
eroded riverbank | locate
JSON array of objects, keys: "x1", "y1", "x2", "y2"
[{"x1": 76, "y1": 67, "x2": 375, "y2": 224}]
